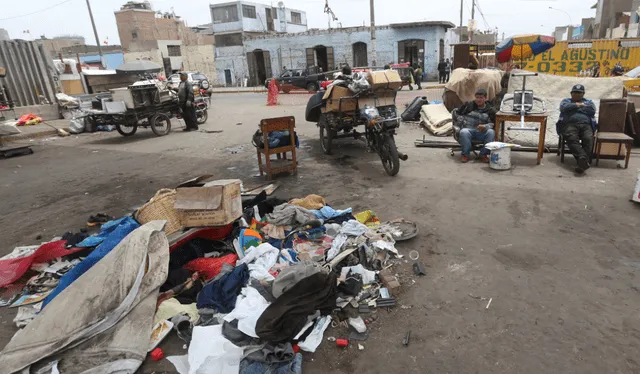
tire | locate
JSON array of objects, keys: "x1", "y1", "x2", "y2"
[
  {"x1": 307, "y1": 82, "x2": 319, "y2": 92},
  {"x1": 196, "y1": 109, "x2": 208, "y2": 124},
  {"x1": 379, "y1": 134, "x2": 400, "y2": 176},
  {"x1": 116, "y1": 122, "x2": 137, "y2": 136},
  {"x1": 150, "y1": 113, "x2": 172, "y2": 136},
  {"x1": 318, "y1": 115, "x2": 334, "y2": 155},
  {"x1": 200, "y1": 79, "x2": 210, "y2": 90},
  {"x1": 409, "y1": 85, "x2": 414, "y2": 91}
]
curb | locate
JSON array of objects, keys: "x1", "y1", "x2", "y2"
[
  {"x1": 211, "y1": 90, "x2": 267, "y2": 94},
  {"x1": 0, "y1": 129, "x2": 58, "y2": 143}
]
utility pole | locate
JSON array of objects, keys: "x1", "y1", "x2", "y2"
[
  {"x1": 470, "y1": 0, "x2": 475, "y2": 43},
  {"x1": 459, "y1": 0, "x2": 464, "y2": 43},
  {"x1": 85, "y1": 0, "x2": 105, "y2": 69},
  {"x1": 370, "y1": 0, "x2": 377, "y2": 67}
]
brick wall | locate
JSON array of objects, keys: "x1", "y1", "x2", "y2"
[{"x1": 182, "y1": 45, "x2": 216, "y2": 84}]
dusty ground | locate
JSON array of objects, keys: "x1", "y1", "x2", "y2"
[{"x1": 1, "y1": 91, "x2": 639, "y2": 374}]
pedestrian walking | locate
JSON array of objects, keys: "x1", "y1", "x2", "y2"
[
  {"x1": 414, "y1": 64, "x2": 423, "y2": 90},
  {"x1": 437, "y1": 60, "x2": 446, "y2": 84},
  {"x1": 444, "y1": 58, "x2": 452, "y2": 82},
  {"x1": 178, "y1": 72, "x2": 198, "y2": 131}
]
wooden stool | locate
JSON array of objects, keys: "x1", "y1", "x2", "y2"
[
  {"x1": 594, "y1": 132, "x2": 634, "y2": 169},
  {"x1": 256, "y1": 116, "x2": 297, "y2": 180}
]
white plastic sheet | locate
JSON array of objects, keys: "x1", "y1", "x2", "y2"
[
  {"x1": 223, "y1": 286, "x2": 270, "y2": 338},
  {"x1": 168, "y1": 325, "x2": 243, "y2": 374},
  {"x1": 298, "y1": 316, "x2": 332, "y2": 353},
  {"x1": 340, "y1": 264, "x2": 376, "y2": 285}
]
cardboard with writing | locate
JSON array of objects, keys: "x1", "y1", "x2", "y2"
[{"x1": 175, "y1": 179, "x2": 243, "y2": 227}]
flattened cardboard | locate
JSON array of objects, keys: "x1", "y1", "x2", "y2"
[{"x1": 176, "y1": 179, "x2": 243, "y2": 227}]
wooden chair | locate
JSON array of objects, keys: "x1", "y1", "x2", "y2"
[
  {"x1": 256, "y1": 116, "x2": 297, "y2": 180},
  {"x1": 592, "y1": 99, "x2": 633, "y2": 168}
]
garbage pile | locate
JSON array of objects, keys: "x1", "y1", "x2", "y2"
[{"x1": 0, "y1": 178, "x2": 418, "y2": 373}]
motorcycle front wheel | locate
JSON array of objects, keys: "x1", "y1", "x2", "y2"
[
  {"x1": 379, "y1": 134, "x2": 400, "y2": 176},
  {"x1": 196, "y1": 109, "x2": 208, "y2": 124}
]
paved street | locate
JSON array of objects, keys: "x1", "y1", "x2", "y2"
[{"x1": 1, "y1": 91, "x2": 639, "y2": 373}]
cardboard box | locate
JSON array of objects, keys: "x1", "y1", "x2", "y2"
[
  {"x1": 367, "y1": 71, "x2": 389, "y2": 90},
  {"x1": 358, "y1": 91, "x2": 396, "y2": 108},
  {"x1": 324, "y1": 85, "x2": 357, "y2": 112},
  {"x1": 175, "y1": 179, "x2": 243, "y2": 228},
  {"x1": 384, "y1": 70, "x2": 403, "y2": 90}
]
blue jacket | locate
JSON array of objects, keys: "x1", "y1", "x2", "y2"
[{"x1": 556, "y1": 98, "x2": 597, "y2": 134}]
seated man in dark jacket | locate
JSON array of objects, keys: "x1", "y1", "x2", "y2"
[
  {"x1": 456, "y1": 88, "x2": 497, "y2": 163},
  {"x1": 559, "y1": 84, "x2": 596, "y2": 174}
]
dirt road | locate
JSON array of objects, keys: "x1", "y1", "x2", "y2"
[{"x1": 1, "y1": 92, "x2": 639, "y2": 373}]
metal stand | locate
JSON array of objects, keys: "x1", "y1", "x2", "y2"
[{"x1": 501, "y1": 71, "x2": 546, "y2": 131}]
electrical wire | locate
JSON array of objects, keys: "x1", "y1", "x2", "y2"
[
  {"x1": 474, "y1": 0, "x2": 492, "y2": 30},
  {"x1": 0, "y1": 0, "x2": 75, "y2": 21}
]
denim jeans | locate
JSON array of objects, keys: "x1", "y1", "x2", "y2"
[{"x1": 458, "y1": 127, "x2": 495, "y2": 156}]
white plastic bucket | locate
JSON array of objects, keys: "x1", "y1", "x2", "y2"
[
  {"x1": 633, "y1": 172, "x2": 640, "y2": 203},
  {"x1": 490, "y1": 147, "x2": 511, "y2": 170}
]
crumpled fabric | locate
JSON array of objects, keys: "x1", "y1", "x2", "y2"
[
  {"x1": 272, "y1": 262, "x2": 325, "y2": 298},
  {"x1": 354, "y1": 210, "x2": 381, "y2": 227},
  {"x1": 340, "y1": 264, "x2": 376, "y2": 284},
  {"x1": 256, "y1": 272, "x2": 337, "y2": 343},
  {"x1": 244, "y1": 342, "x2": 295, "y2": 364},
  {"x1": 310, "y1": 206, "x2": 353, "y2": 220},
  {"x1": 341, "y1": 220, "x2": 369, "y2": 236},
  {"x1": 167, "y1": 325, "x2": 243, "y2": 374},
  {"x1": 184, "y1": 253, "x2": 239, "y2": 280},
  {"x1": 223, "y1": 286, "x2": 270, "y2": 338},
  {"x1": 240, "y1": 353, "x2": 303, "y2": 374},
  {"x1": 237, "y1": 243, "x2": 279, "y2": 281},
  {"x1": 261, "y1": 224, "x2": 287, "y2": 240},
  {"x1": 326, "y1": 233, "x2": 348, "y2": 261},
  {"x1": 289, "y1": 195, "x2": 326, "y2": 210},
  {"x1": 264, "y1": 204, "x2": 316, "y2": 226},
  {"x1": 155, "y1": 298, "x2": 200, "y2": 325},
  {"x1": 197, "y1": 263, "x2": 249, "y2": 313},
  {"x1": 42, "y1": 217, "x2": 141, "y2": 308}
]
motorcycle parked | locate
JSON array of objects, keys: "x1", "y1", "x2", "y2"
[{"x1": 194, "y1": 92, "x2": 209, "y2": 124}]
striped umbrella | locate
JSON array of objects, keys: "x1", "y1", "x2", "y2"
[{"x1": 496, "y1": 34, "x2": 556, "y2": 64}]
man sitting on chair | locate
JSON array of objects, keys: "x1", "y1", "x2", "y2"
[
  {"x1": 456, "y1": 89, "x2": 496, "y2": 163},
  {"x1": 559, "y1": 84, "x2": 596, "y2": 174}
]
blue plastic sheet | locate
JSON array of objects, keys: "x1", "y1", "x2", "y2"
[{"x1": 42, "y1": 216, "x2": 140, "y2": 308}]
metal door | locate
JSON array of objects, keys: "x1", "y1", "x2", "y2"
[
  {"x1": 306, "y1": 48, "x2": 314, "y2": 68},
  {"x1": 326, "y1": 47, "x2": 335, "y2": 71},
  {"x1": 246, "y1": 52, "x2": 257, "y2": 86},
  {"x1": 263, "y1": 51, "x2": 272, "y2": 79}
]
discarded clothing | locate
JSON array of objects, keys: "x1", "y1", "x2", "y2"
[
  {"x1": 310, "y1": 206, "x2": 353, "y2": 220},
  {"x1": 61, "y1": 231, "x2": 88, "y2": 247},
  {"x1": 354, "y1": 210, "x2": 381, "y2": 227},
  {"x1": 222, "y1": 320, "x2": 259, "y2": 347},
  {"x1": 245, "y1": 342, "x2": 295, "y2": 364},
  {"x1": 289, "y1": 194, "x2": 326, "y2": 210},
  {"x1": 167, "y1": 325, "x2": 243, "y2": 374},
  {"x1": 265, "y1": 204, "x2": 316, "y2": 226},
  {"x1": 170, "y1": 238, "x2": 233, "y2": 271},
  {"x1": 340, "y1": 264, "x2": 376, "y2": 285},
  {"x1": 326, "y1": 233, "x2": 348, "y2": 261},
  {"x1": 261, "y1": 224, "x2": 287, "y2": 240},
  {"x1": 256, "y1": 272, "x2": 338, "y2": 342},
  {"x1": 184, "y1": 253, "x2": 239, "y2": 280},
  {"x1": 13, "y1": 302, "x2": 42, "y2": 328},
  {"x1": 292, "y1": 236, "x2": 332, "y2": 262},
  {"x1": 223, "y1": 286, "x2": 270, "y2": 338},
  {"x1": 239, "y1": 353, "x2": 303, "y2": 374},
  {"x1": 0, "y1": 240, "x2": 85, "y2": 288},
  {"x1": 155, "y1": 298, "x2": 200, "y2": 325},
  {"x1": 237, "y1": 243, "x2": 279, "y2": 281},
  {"x1": 197, "y1": 263, "x2": 249, "y2": 313},
  {"x1": 341, "y1": 220, "x2": 369, "y2": 236},
  {"x1": 324, "y1": 212, "x2": 356, "y2": 225},
  {"x1": 42, "y1": 217, "x2": 141, "y2": 308},
  {"x1": 298, "y1": 316, "x2": 332, "y2": 353},
  {"x1": 0, "y1": 221, "x2": 169, "y2": 374},
  {"x1": 272, "y1": 261, "x2": 325, "y2": 298},
  {"x1": 239, "y1": 229, "x2": 263, "y2": 254}
]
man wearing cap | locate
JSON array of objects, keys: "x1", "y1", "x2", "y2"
[
  {"x1": 559, "y1": 84, "x2": 596, "y2": 174},
  {"x1": 456, "y1": 88, "x2": 497, "y2": 163},
  {"x1": 178, "y1": 72, "x2": 198, "y2": 131}
]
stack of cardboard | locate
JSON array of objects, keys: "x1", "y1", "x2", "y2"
[{"x1": 367, "y1": 71, "x2": 402, "y2": 91}]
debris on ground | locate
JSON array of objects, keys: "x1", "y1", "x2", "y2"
[{"x1": 0, "y1": 181, "x2": 419, "y2": 373}]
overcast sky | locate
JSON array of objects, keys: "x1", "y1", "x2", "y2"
[{"x1": 1, "y1": 0, "x2": 595, "y2": 45}]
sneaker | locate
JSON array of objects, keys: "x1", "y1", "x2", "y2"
[
  {"x1": 460, "y1": 155, "x2": 470, "y2": 163},
  {"x1": 479, "y1": 155, "x2": 490, "y2": 163},
  {"x1": 574, "y1": 166, "x2": 585, "y2": 174}
]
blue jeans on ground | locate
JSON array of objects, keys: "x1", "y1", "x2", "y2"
[{"x1": 459, "y1": 127, "x2": 495, "y2": 156}]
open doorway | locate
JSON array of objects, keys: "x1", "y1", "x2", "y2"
[
  {"x1": 306, "y1": 45, "x2": 334, "y2": 72},
  {"x1": 439, "y1": 39, "x2": 445, "y2": 62},
  {"x1": 254, "y1": 50, "x2": 267, "y2": 85},
  {"x1": 246, "y1": 49, "x2": 272, "y2": 86},
  {"x1": 224, "y1": 69, "x2": 232, "y2": 86},
  {"x1": 397, "y1": 39, "x2": 425, "y2": 68},
  {"x1": 353, "y1": 42, "x2": 368, "y2": 67}
]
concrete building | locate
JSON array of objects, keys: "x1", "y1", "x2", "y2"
[
  {"x1": 114, "y1": 1, "x2": 215, "y2": 79},
  {"x1": 0, "y1": 29, "x2": 10, "y2": 41},
  {"x1": 593, "y1": 0, "x2": 634, "y2": 38},
  {"x1": 231, "y1": 21, "x2": 454, "y2": 87},
  {"x1": 212, "y1": 1, "x2": 307, "y2": 86},
  {"x1": 39, "y1": 35, "x2": 85, "y2": 56}
]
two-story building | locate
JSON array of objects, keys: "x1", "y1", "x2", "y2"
[{"x1": 211, "y1": 1, "x2": 308, "y2": 86}]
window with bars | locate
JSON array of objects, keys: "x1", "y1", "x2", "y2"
[
  {"x1": 242, "y1": 5, "x2": 256, "y2": 19},
  {"x1": 167, "y1": 45, "x2": 181, "y2": 56},
  {"x1": 212, "y1": 5, "x2": 239, "y2": 23},
  {"x1": 291, "y1": 11, "x2": 302, "y2": 24}
]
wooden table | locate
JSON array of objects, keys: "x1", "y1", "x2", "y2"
[
  {"x1": 495, "y1": 112, "x2": 549, "y2": 165},
  {"x1": 594, "y1": 132, "x2": 634, "y2": 169}
]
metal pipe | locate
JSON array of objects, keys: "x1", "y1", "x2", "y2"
[{"x1": 85, "y1": 0, "x2": 105, "y2": 69}]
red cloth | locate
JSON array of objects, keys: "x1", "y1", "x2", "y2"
[
  {"x1": 0, "y1": 240, "x2": 85, "y2": 287},
  {"x1": 267, "y1": 79, "x2": 279, "y2": 106},
  {"x1": 183, "y1": 253, "x2": 238, "y2": 280},
  {"x1": 169, "y1": 225, "x2": 233, "y2": 253}
]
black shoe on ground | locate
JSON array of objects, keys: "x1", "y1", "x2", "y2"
[
  {"x1": 574, "y1": 166, "x2": 584, "y2": 174},
  {"x1": 577, "y1": 157, "x2": 590, "y2": 171}
]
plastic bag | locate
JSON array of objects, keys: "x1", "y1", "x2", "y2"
[{"x1": 68, "y1": 118, "x2": 85, "y2": 134}]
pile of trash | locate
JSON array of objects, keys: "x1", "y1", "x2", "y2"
[{"x1": 0, "y1": 178, "x2": 418, "y2": 373}]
